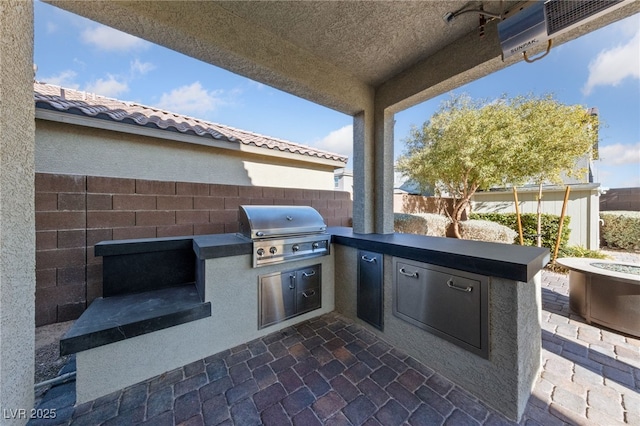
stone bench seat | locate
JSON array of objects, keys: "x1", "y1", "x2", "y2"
[
  {"x1": 61, "y1": 236, "x2": 211, "y2": 355},
  {"x1": 60, "y1": 284, "x2": 211, "y2": 355}
]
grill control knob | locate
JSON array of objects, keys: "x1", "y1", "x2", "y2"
[
  {"x1": 312, "y1": 242, "x2": 319, "y2": 250},
  {"x1": 256, "y1": 248, "x2": 265, "y2": 256},
  {"x1": 292, "y1": 244, "x2": 300, "y2": 252},
  {"x1": 269, "y1": 246, "x2": 278, "y2": 254}
]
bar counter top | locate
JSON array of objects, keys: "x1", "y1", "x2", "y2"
[{"x1": 191, "y1": 227, "x2": 549, "y2": 282}]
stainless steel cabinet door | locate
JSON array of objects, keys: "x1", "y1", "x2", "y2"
[
  {"x1": 393, "y1": 258, "x2": 489, "y2": 358},
  {"x1": 260, "y1": 271, "x2": 296, "y2": 328},
  {"x1": 395, "y1": 262, "x2": 481, "y2": 347},
  {"x1": 358, "y1": 250, "x2": 384, "y2": 330}
]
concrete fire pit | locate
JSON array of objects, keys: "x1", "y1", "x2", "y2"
[{"x1": 557, "y1": 257, "x2": 640, "y2": 337}]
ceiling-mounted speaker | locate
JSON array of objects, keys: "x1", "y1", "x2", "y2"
[{"x1": 498, "y1": 0, "x2": 631, "y2": 60}]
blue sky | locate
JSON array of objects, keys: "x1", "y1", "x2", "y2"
[{"x1": 35, "y1": 2, "x2": 639, "y2": 188}]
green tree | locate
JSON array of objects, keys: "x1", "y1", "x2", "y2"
[{"x1": 397, "y1": 94, "x2": 597, "y2": 239}]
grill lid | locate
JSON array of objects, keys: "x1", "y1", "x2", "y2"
[{"x1": 239, "y1": 205, "x2": 327, "y2": 240}]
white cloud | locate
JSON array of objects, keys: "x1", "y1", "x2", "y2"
[
  {"x1": 248, "y1": 81, "x2": 266, "y2": 91},
  {"x1": 314, "y1": 125, "x2": 353, "y2": 159},
  {"x1": 156, "y1": 82, "x2": 226, "y2": 116},
  {"x1": 616, "y1": 14, "x2": 640, "y2": 38},
  {"x1": 130, "y1": 59, "x2": 155, "y2": 76},
  {"x1": 598, "y1": 142, "x2": 640, "y2": 166},
  {"x1": 73, "y1": 58, "x2": 87, "y2": 70},
  {"x1": 39, "y1": 70, "x2": 79, "y2": 89},
  {"x1": 46, "y1": 22, "x2": 58, "y2": 34},
  {"x1": 582, "y1": 27, "x2": 640, "y2": 95},
  {"x1": 81, "y1": 25, "x2": 148, "y2": 52},
  {"x1": 85, "y1": 75, "x2": 129, "y2": 98}
]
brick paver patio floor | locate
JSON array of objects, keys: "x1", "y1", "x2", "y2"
[{"x1": 30, "y1": 269, "x2": 640, "y2": 425}]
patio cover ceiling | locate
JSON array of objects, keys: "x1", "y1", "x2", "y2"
[{"x1": 46, "y1": 1, "x2": 639, "y2": 116}]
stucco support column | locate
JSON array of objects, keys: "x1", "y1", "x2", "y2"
[
  {"x1": 352, "y1": 106, "x2": 395, "y2": 235},
  {"x1": 352, "y1": 111, "x2": 375, "y2": 234},
  {"x1": 0, "y1": 2, "x2": 36, "y2": 423},
  {"x1": 374, "y1": 107, "x2": 395, "y2": 234}
]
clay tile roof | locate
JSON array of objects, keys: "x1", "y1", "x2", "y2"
[{"x1": 34, "y1": 82, "x2": 348, "y2": 165}]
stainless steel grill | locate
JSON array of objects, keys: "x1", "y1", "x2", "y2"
[{"x1": 239, "y1": 205, "x2": 330, "y2": 267}]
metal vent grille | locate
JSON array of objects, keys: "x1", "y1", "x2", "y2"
[{"x1": 545, "y1": 0, "x2": 624, "y2": 36}]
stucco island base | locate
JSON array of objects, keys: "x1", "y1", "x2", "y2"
[
  {"x1": 74, "y1": 253, "x2": 335, "y2": 404},
  {"x1": 334, "y1": 245, "x2": 542, "y2": 422}
]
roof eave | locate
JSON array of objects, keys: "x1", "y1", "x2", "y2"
[{"x1": 35, "y1": 108, "x2": 348, "y2": 169}]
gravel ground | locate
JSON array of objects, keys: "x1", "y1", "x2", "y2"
[
  {"x1": 35, "y1": 342, "x2": 69, "y2": 383},
  {"x1": 34, "y1": 320, "x2": 73, "y2": 401},
  {"x1": 600, "y1": 248, "x2": 640, "y2": 264}
]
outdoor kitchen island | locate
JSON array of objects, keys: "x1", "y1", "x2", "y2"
[
  {"x1": 330, "y1": 227, "x2": 549, "y2": 421},
  {"x1": 63, "y1": 225, "x2": 548, "y2": 422}
]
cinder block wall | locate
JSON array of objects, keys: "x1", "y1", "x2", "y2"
[
  {"x1": 35, "y1": 172, "x2": 353, "y2": 326},
  {"x1": 600, "y1": 187, "x2": 640, "y2": 211}
]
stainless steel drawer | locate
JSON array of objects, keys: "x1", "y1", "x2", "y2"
[
  {"x1": 393, "y1": 258, "x2": 489, "y2": 358},
  {"x1": 296, "y1": 265, "x2": 320, "y2": 291},
  {"x1": 296, "y1": 287, "x2": 321, "y2": 314},
  {"x1": 259, "y1": 264, "x2": 322, "y2": 329}
]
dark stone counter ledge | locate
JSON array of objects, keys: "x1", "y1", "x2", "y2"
[
  {"x1": 95, "y1": 236, "x2": 193, "y2": 256},
  {"x1": 61, "y1": 285, "x2": 211, "y2": 356},
  {"x1": 98, "y1": 229, "x2": 549, "y2": 284},
  {"x1": 191, "y1": 228, "x2": 549, "y2": 282},
  {"x1": 192, "y1": 233, "x2": 252, "y2": 259},
  {"x1": 328, "y1": 227, "x2": 549, "y2": 283}
]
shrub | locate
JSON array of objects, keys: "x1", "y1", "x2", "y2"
[
  {"x1": 469, "y1": 212, "x2": 571, "y2": 250},
  {"x1": 394, "y1": 213, "x2": 451, "y2": 237},
  {"x1": 394, "y1": 213, "x2": 428, "y2": 235},
  {"x1": 600, "y1": 211, "x2": 640, "y2": 251},
  {"x1": 557, "y1": 245, "x2": 609, "y2": 259},
  {"x1": 413, "y1": 213, "x2": 452, "y2": 237},
  {"x1": 548, "y1": 245, "x2": 610, "y2": 273},
  {"x1": 458, "y1": 219, "x2": 517, "y2": 244}
]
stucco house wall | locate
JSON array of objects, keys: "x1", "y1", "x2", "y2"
[{"x1": 36, "y1": 120, "x2": 339, "y2": 191}]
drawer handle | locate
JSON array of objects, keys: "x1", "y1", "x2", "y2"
[
  {"x1": 302, "y1": 290, "x2": 316, "y2": 298},
  {"x1": 447, "y1": 279, "x2": 472, "y2": 292},
  {"x1": 399, "y1": 268, "x2": 419, "y2": 278},
  {"x1": 361, "y1": 255, "x2": 377, "y2": 263},
  {"x1": 302, "y1": 270, "x2": 316, "y2": 277}
]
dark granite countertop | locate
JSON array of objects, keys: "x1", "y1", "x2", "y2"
[
  {"x1": 95, "y1": 236, "x2": 193, "y2": 256},
  {"x1": 100, "y1": 228, "x2": 548, "y2": 282},
  {"x1": 190, "y1": 227, "x2": 548, "y2": 282},
  {"x1": 60, "y1": 285, "x2": 211, "y2": 355},
  {"x1": 328, "y1": 227, "x2": 549, "y2": 282},
  {"x1": 192, "y1": 233, "x2": 252, "y2": 259}
]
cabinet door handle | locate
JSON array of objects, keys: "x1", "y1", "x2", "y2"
[
  {"x1": 302, "y1": 270, "x2": 316, "y2": 277},
  {"x1": 302, "y1": 290, "x2": 316, "y2": 298},
  {"x1": 399, "y1": 268, "x2": 419, "y2": 278},
  {"x1": 361, "y1": 255, "x2": 376, "y2": 263},
  {"x1": 289, "y1": 274, "x2": 295, "y2": 290},
  {"x1": 447, "y1": 279, "x2": 472, "y2": 292}
]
